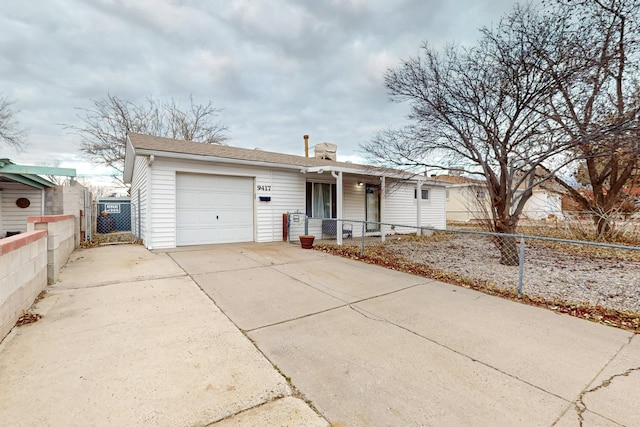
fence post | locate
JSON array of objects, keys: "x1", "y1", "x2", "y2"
[
  {"x1": 517, "y1": 236, "x2": 525, "y2": 298},
  {"x1": 360, "y1": 222, "x2": 365, "y2": 257}
]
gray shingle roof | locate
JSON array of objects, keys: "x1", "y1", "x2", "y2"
[
  {"x1": 127, "y1": 132, "x2": 373, "y2": 171},
  {"x1": 125, "y1": 133, "x2": 450, "y2": 189}
]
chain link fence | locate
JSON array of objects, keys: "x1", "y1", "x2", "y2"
[
  {"x1": 96, "y1": 200, "x2": 131, "y2": 233},
  {"x1": 290, "y1": 216, "x2": 640, "y2": 315}
]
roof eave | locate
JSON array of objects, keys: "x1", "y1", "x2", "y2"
[
  {"x1": 123, "y1": 135, "x2": 135, "y2": 184},
  {"x1": 0, "y1": 172, "x2": 53, "y2": 189},
  {"x1": 132, "y1": 148, "x2": 311, "y2": 172}
]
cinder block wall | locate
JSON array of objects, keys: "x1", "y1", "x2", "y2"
[
  {"x1": 28, "y1": 215, "x2": 76, "y2": 284},
  {"x1": 45, "y1": 184, "x2": 87, "y2": 247},
  {"x1": 0, "y1": 231, "x2": 48, "y2": 343}
]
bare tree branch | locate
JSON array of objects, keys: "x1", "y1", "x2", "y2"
[
  {"x1": 67, "y1": 94, "x2": 228, "y2": 185},
  {"x1": 0, "y1": 95, "x2": 27, "y2": 151},
  {"x1": 529, "y1": 0, "x2": 640, "y2": 238},
  {"x1": 361, "y1": 4, "x2": 569, "y2": 264}
]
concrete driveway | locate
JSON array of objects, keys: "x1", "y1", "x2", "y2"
[
  {"x1": 0, "y1": 242, "x2": 637, "y2": 426},
  {"x1": 0, "y1": 244, "x2": 326, "y2": 427},
  {"x1": 168, "y1": 243, "x2": 638, "y2": 427}
]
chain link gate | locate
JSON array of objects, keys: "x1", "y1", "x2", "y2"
[{"x1": 96, "y1": 198, "x2": 131, "y2": 233}]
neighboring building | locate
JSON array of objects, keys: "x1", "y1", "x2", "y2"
[
  {"x1": 434, "y1": 173, "x2": 565, "y2": 223},
  {"x1": 432, "y1": 174, "x2": 491, "y2": 222},
  {"x1": 517, "y1": 186, "x2": 564, "y2": 220},
  {"x1": 0, "y1": 159, "x2": 83, "y2": 239},
  {"x1": 562, "y1": 187, "x2": 640, "y2": 214},
  {"x1": 123, "y1": 133, "x2": 448, "y2": 249}
]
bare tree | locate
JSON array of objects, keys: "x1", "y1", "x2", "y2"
[
  {"x1": 44, "y1": 160, "x2": 67, "y2": 185},
  {"x1": 70, "y1": 94, "x2": 228, "y2": 184},
  {"x1": 362, "y1": 5, "x2": 568, "y2": 265},
  {"x1": 525, "y1": 0, "x2": 640, "y2": 239},
  {"x1": 0, "y1": 95, "x2": 27, "y2": 151}
]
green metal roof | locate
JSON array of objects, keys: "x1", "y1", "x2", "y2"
[{"x1": 0, "y1": 159, "x2": 77, "y2": 190}]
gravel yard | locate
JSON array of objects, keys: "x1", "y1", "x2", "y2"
[{"x1": 384, "y1": 234, "x2": 640, "y2": 314}]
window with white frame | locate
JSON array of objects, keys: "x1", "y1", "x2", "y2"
[
  {"x1": 305, "y1": 182, "x2": 337, "y2": 218},
  {"x1": 414, "y1": 188, "x2": 429, "y2": 200}
]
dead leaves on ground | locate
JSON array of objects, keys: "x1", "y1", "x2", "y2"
[{"x1": 15, "y1": 312, "x2": 41, "y2": 327}]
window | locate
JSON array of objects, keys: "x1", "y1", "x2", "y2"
[
  {"x1": 305, "y1": 182, "x2": 337, "y2": 218},
  {"x1": 476, "y1": 190, "x2": 486, "y2": 199},
  {"x1": 446, "y1": 190, "x2": 450, "y2": 200},
  {"x1": 414, "y1": 188, "x2": 429, "y2": 200}
]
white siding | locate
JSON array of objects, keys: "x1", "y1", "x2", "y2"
[
  {"x1": 343, "y1": 176, "x2": 366, "y2": 220},
  {"x1": 145, "y1": 157, "x2": 306, "y2": 248},
  {"x1": 256, "y1": 170, "x2": 306, "y2": 242},
  {"x1": 385, "y1": 181, "x2": 447, "y2": 230},
  {"x1": 342, "y1": 176, "x2": 373, "y2": 238},
  {"x1": 130, "y1": 155, "x2": 149, "y2": 244},
  {"x1": 149, "y1": 165, "x2": 177, "y2": 249},
  {"x1": 446, "y1": 185, "x2": 491, "y2": 222},
  {"x1": 523, "y1": 191, "x2": 563, "y2": 220},
  {"x1": 1, "y1": 184, "x2": 43, "y2": 236}
]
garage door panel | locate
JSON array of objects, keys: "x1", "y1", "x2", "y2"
[
  {"x1": 176, "y1": 190, "x2": 199, "y2": 207},
  {"x1": 176, "y1": 174, "x2": 254, "y2": 246}
]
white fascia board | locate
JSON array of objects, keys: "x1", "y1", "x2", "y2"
[
  {"x1": 133, "y1": 149, "x2": 310, "y2": 172},
  {"x1": 123, "y1": 136, "x2": 136, "y2": 184},
  {"x1": 306, "y1": 165, "x2": 427, "y2": 182}
]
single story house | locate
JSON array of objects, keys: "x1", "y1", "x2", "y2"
[
  {"x1": 123, "y1": 133, "x2": 447, "y2": 249},
  {"x1": 432, "y1": 174, "x2": 491, "y2": 222},
  {"x1": 434, "y1": 173, "x2": 565, "y2": 223},
  {"x1": 0, "y1": 159, "x2": 78, "y2": 238}
]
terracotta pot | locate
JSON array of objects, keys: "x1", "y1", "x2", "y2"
[{"x1": 299, "y1": 235, "x2": 315, "y2": 249}]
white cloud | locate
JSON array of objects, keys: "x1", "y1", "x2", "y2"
[{"x1": 1, "y1": 0, "x2": 530, "y2": 189}]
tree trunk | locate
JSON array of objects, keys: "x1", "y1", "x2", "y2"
[
  {"x1": 495, "y1": 223, "x2": 519, "y2": 266},
  {"x1": 593, "y1": 213, "x2": 613, "y2": 240}
]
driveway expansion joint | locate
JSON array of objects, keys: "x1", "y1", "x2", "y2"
[
  {"x1": 347, "y1": 303, "x2": 568, "y2": 403},
  {"x1": 203, "y1": 394, "x2": 288, "y2": 426},
  {"x1": 51, "y1": 273, "x2": 189, "y2": 290},
  {"x1": 245, "y1": 284, "x2": 423, "y2": 333}
]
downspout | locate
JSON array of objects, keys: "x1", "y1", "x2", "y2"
[
  {"x1": 380, "y1": 176, "x2": 386, "y2": 243},
  {"x1": 147, "y1": 155, "x2": 153, "y2": 249},
  {"x1": 416, "y1": 180, "x2": 422, "y2": 231},
  {"x1": 331, "y1": 170, "x2": 343, "y2": 245}
]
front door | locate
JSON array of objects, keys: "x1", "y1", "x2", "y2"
[{"x1": 365, "y1": 184, "x2": 380, "y2": 232}]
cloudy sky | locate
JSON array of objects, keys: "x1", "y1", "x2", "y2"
[{"x1": 2, "y1": 0, "x2": 524, "y2": 188}]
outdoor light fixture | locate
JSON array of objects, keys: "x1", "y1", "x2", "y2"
[{"x1": 357, "y1": 182, "x2": 363, "y2": 186}]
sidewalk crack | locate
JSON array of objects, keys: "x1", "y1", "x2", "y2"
[
  {"x1": 572, "y1": 334, "x2": 639, "y2": 426},
  {"x1": 575, "y1": 366, "x2": 640, "y2": 426}
]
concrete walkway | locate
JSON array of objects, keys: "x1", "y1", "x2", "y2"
[
  {"x1": 0, "y1": 244, "x2": 326, "y2": 426},
  {"x1": 1, "y1": 242, "x2": 638, "y2": 426}
]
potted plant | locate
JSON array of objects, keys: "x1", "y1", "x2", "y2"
[{"x1": 299, "y1": 235, "x2": 315, "y2": 249}]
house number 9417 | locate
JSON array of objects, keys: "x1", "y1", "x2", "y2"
[{"x1": 257, "y1": 185, "x2": 271, "y2": 191}]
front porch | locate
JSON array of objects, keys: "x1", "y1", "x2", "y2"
[{"x1": 296, "y1": 166, "x2": 446, "y2": 245}]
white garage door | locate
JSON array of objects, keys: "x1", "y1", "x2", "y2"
[{"x1": 176, "y1": 173, "x2": 254, "y2": 246}]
